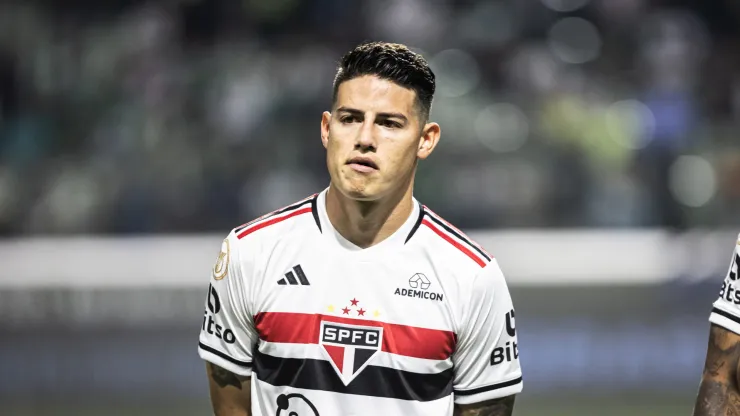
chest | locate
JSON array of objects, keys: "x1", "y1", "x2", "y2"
[
  {"x1": 249, "y1": 244, "x2": 460, "y2": 388},
  {"x1": 264, "y1": 253, "x2": 453, "y2": 317}
]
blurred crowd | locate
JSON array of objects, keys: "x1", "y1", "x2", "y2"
[{"x1": 0, "y1": 0, "x2": 739, "y2": 235}]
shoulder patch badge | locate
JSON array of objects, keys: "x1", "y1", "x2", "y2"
[{"x1": 212, "y1": 238, "x2": 230, "y2": 280}]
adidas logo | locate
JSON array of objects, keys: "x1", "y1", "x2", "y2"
[{"x1": 277, "y1": 265, "x2": 310, "y2": 286}]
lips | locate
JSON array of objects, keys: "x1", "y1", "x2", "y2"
[{"x1": 347, "y1": 156, "x2": 378, "y2": 170}]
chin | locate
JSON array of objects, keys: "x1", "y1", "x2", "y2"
[
  {"x1": 336, "y1": 180, "x2": 381, "y2": 202},
  {"x1": 342, "y1": 187, "x2": 377, "y2": 201}
]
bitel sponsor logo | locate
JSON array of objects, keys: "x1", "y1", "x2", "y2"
[
  {"x1": 202, "y1": 284, "x2": 236, "y2": 344},
  {"x1": 491, "y1": 309, "x2": 518, "y2": 366}
]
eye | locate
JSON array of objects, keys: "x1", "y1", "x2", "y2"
[
  {"x1": 340, "y1": 116, "x2": 358, "y2": 124},
  {"x1": 380, "y1": 119, "x2": 401, "y2": 128}
]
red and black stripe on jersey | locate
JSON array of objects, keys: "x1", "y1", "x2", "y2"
[
  {"x1": 235, "y1": 194, "x2": 322, "y2": 239},
  {"x1": 247, "y1": 312, "x2": 518, "y2": 401},
  {"x1": 203, "y1": 335, "x2": 521, "y2": 402},
  {"x1": 250, "y1": 312, "x2": 455, "y2": 401}
]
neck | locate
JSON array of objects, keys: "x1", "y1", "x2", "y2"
[{"x1": 325, "y1": 181, "x2": 415, "y2": 249}]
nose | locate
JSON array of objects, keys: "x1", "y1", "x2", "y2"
[{"x1": 355, "y1": 119, "x2": 376, "y2": 150}]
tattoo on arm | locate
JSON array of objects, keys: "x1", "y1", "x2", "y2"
[
  {"x1": 454, "y1": 395, "x2": 515, "y2": 416},
  {"x1": 694, "y1": 325, "x2": 740, "y2": 416},
  {"x1": 208, "y1": 362, "x2": 246, "y2": 390}
]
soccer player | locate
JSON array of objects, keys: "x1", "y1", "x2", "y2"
[
  {"x1": 694, "y1": 233, "x2": 740, "y2": 415},
  {"x1": 198, "y1": 42, "x2": 522, "y2": 416}
]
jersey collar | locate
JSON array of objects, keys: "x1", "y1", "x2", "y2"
[{"x1": 315, "y1": 188, "x2": 423, "y2": 254}]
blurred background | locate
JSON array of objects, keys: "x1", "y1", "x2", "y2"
[{"x1": 1, "y1": 0, "x2": 739, "y2": 414}]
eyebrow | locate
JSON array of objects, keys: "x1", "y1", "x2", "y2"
[{"x1": 335, "y1": 107, "x2": 409, "y2": 122}]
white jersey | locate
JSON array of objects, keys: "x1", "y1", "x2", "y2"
[
  {"x1": 198, "y1": 189, "x2": 522, "y2": 416},
  {"x1": 709, "y1": 233, "x2": 740, "y2": 334}
]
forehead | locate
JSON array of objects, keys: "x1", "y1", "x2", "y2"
[{"x1": 335, "y1": 75, "x2": 417, "y2": 116}]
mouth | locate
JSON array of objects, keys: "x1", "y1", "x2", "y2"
[{"x1": 346, "y1": 157, "x2": 379, "y2": 171}]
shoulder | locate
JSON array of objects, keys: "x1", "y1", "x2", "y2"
[
  {"x1": 223, "y1": 193, "x2": 322, "y2": 260},
  {"x1": 412, "y1": 204, "x2": 493, "y2": 273},
  {"x1": 232, "y1": 193, "x2": 321, "y2": 242}
]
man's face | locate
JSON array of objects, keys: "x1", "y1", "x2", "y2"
[{"x1": 321, "y1": 75, "x2": 439, "y2": 201}]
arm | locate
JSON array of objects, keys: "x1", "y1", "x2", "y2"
[
  {"x1": 693, "y1": 324, "x2": 740, "y2": 416},
  {"x1": 198, "y1": 233, "x2": 259, "y2": 416},
  {"x1": 207, "y1": 362, "x2": 252, "y2": 416},
  {"x1": 454, "y1": 395, "x2": 516, "y2": 416},
  {"x1": 452, "y1": 260, "x2": 522, "y2": 411}
]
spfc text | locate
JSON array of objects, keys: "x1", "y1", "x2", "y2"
[{"x1": 321, "y1": 323, "x2": 381, "y2": 348}]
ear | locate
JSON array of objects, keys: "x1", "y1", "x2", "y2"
[
  {"x1": 321, "y1": 111, "x2": 332, "y2": 149},
  {"x1": 417, "y1": 122, "x2": 441, "y2": 160}
]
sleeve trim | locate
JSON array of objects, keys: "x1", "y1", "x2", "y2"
[
  {"x1": 711, "y1": 307, "x2": 740, "y2": 326},
  {"x1": 454, "y1": 375, "x2": 522, "y2": 396},
  {"x1": 198, "y1": 342, "x2": 252, "y2": 368}
]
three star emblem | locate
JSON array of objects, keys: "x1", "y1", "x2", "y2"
[{"x1": 327, "y1": 298, "x2": 380, "y2": 318}]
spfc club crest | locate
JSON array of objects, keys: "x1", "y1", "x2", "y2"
[{"x1": 319, "y1": 321, "x2": 383, "y2": 385}]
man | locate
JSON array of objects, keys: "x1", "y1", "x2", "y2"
[
  {"x1": 198, "y1": 42, "x2": 522, "y2": 416},
  {"x1": 694, "y1": 233, "x2": 740, "y2": 415}
]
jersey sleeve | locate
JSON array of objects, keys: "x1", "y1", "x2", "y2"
[
  {"x1": 709, "y1": 233, "x2": 740, "y2": 334},
  {"x1": 452, "y1": 259, "x2": 523, "y2": 405},
  {"x1": 197, "y1": 231, "x2": 258, "y2": 377}
]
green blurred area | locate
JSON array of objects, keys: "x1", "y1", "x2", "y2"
[{"x1": 5, "y1": 395, "x2": 695, "y2": 416}]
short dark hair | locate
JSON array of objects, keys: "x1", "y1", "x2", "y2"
[{"x1": 332, "y1": 42, "x2": 436, "y2": 122}]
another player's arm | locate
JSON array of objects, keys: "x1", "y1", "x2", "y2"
[
  {"x1": 695, "y1": 237, "x2": 740, "y2": 415},
  {"x1": 206, "y1": 362, "x2": 252, "y2": 416},
  {"x1": 453, "y1": 396, "x2": 516, "y2": 416}
]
